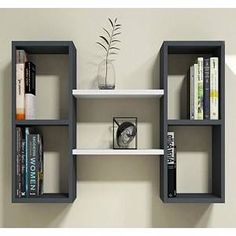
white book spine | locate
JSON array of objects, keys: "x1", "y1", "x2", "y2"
[
  {"x1": 16, "y1": 63, "x2": 25, "y2": 120},
  {"x1": 197, "y1": 57, "x2": 204, "y2": 120},
  {"x1": 190, "y1": 66, "x2": 194, "y2": 120},
  {"x1": 25, "y1": 94, "x2": 36, "y2": 119},
  {"x1": 210, "y1": 57, "x2": 219, "y2": 119},
  {"x1": 193, "y1": 63, "x2": 198, "y2": 120}
]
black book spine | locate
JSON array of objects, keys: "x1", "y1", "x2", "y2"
[
  {"x1": 167, "y1": 132, "x2": 176, "y2": 198},
  {"x1": 28, "y1": 134, "x2": 38, "y2": 197},
  {"x1": 25, "y1": 62, "x2": 36, "y2": 95},
  {"x1": 21, "y1": 135, "x2": 26, "y2": 197},
  {"x1": 16, "y1": 127, "x2": 22, "y2": 197},
  {"x1": 204, "y1": 58, "x2": 210, "y2": 119}
]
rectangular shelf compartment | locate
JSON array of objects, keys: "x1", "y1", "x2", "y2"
[
  {"x1": 12, "y1": 41, "x2": 77, "y2": 203},
  {"x1": 13, "y1": 125, "x2": 71, "y2": 203},
  {"x1": 160, "y1": 41, "x2": 225, "y2": 204}
]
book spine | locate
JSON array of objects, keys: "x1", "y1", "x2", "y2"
[
  {"x1": 16, "y1": 127, "x2": 22, "y2": 197},
  {"x1": 25, "y1": 62, "x2": 36, "y2": 119},
  {"x1": 16, "y1": 64, "x2": 25, "y2": 120},
  {"x1": 193, "y1": 64, "x2": 198, "y2": 120},
  {"x1": 210, "y1": 57, "x2": 219, "y2": 120},
  {"x1": 28, "y1": 134, "x2": 38, "y2": 196},
  {"x1": 190, "y1": 66, "x2": 194, "y2": 120},
  {"x1": 167, "y1": 132, "x2": 176, "y2": 198},
  {"x1": 16, "y1": 50, "x2": 27, "y2": 63},
  {"x1": 21, "y1": 138, "x2": 26, "y2": 197},
  {"x1": 39, "y1": 135, "x2": 44, "y2": 195},
  {"x1": 25, "y1": 127, "x2": 30, "y2": 196},
  {"x1": 197, "y1": 57, "x2": 204, "y2": 120},
  {"x1": 204, "y1": 58, "x2": 210, "y2": 119}
]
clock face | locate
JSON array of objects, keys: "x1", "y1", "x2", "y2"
[{"x1": 116, "y1": 121, "x2": 137, "y2": 148}]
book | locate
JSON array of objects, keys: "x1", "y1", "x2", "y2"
[
  {"x1": 197, "y1": 57, "x2": 204, "y2": 120},
  {"x1": 37, "y1": 134, "x2": 44, "y2": 195},
  {"x1": 16, "y1": 64, "x2": 25, "y2": 120},
  {"x1": 210, "y1": 57, "x2": 219, "y2": 119},
  {"x1": 16, "y1": 50, "x2": 27, "y2": 120},
  {"x1": 16, "y1": 50, "x2": 27, "y2": 64},
  {"x1": 193, "y1": 63, "x2": 198, "y2": 120},
  {"x1": 203, "y1": 58, "x2": 210, "y2": 119},
  {"x1": 189, "y1": 65, "x2": 194, "y2": 120},
  {"x1": 25, "y1": 127, "x2": 31, "y2": 196},
  {"x1": 25, "y1": 62, "x2": 36, "y2": 119},
  {"x1": 167, "y1": 132, "x2": 176, "y2": 198},
  {"x1": 21, "y1": 136, "x2": 26, "y2": 197},
  {"x1": 16, "y1": 127, "x2": 22, "y2": 197},
  {"x1": 28, "y1": 134, "x2": 39, "y2": 196}
]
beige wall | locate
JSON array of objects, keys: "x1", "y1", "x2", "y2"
[{"x1": 0, "y1": 8, "x2": 236, "y2": 227}]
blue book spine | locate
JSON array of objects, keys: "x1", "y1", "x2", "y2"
[
  {"x1": 25, "y1": 127, "x2": 30, "y2": 196},
  {"x1": 204, "y1": 58, "x2": 210, "y2": 119}
]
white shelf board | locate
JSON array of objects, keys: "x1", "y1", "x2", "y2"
[
  {"x1": 72, "y1": 149, "x2": 164, "y2": 156},
  {"x1": 72, "y1": 89, "x2": 164, "y2": 98}
]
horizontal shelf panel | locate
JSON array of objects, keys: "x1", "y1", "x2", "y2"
[
  {"x1": 72, "y1": 89, "x2": 164, "y2": 98},
  {"x1": 15, "y1": 119, "x2": 69, "y2": 126},
  {"x1": 166, "y1": 193, "x2": 224, "y2": 203},
  {"x1": 73, "y1": 149, "x2": 164, "y2": 156},
  {"x1": 168, "y1": 119, "x2": 222, "y2": 126},
  {"x1": 12, "y1": 193, "x2": 71, "y2": 203}
]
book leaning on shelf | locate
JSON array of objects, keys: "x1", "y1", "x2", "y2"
[
  {"x1": 16, "y1": 50, "x2": 27, "y2": 120},
  {"x1": 167, "y1": 132, "x2": 176, "y2": 198},
  {"x1": 189, "y1": 57, "x2": 219, "y2": 120},
  {"x1": 16, "y1": 127, "x2": 43, "y2": 198},
  {"x1": 16, "y1": 50, "x2": 36, "y2": 120}
]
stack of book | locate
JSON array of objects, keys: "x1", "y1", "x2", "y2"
[
  {"x1": 16, "y1": 50, "x2": 36, "y2": 120},
  {"x1": 16, "y1": 127, "x2": 44, "y2": 198},
  {"x1": 167, "y1": 131, "x2": 176, "y2": 198},
  {"x1": 189, "y1": 57, "x2": 219, "y2": 120}
]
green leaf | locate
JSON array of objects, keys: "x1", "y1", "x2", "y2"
[
  {"x1": 96, "y1": 42, "x2": 107, "y2": 52},
  {"x1": 99, "y1": 36, "x2": 109, "y2": 46},
  {"x1": 110, "y1": 47, "x2": 120, "y2": 50},
  {"x1": 103, "y1": 27, "x2": 110, "y2": 37},
  {"x1": 108, "y1": 18, "x2": 113, "y2": 27}
]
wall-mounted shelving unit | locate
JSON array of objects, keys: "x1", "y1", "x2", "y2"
[
  {"x1": 12, "y1": 40, "x2": 225, "y2": 204},
  {"x1": 12, "y1": 41, "x2": 77, "y2": 203},
  {"x1": 160, "y1": 41, "x2": 225, "y2": 203}
]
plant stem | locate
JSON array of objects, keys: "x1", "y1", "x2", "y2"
[{"x1": 104, "y1": 21, "x2": 115, "y2": 87}]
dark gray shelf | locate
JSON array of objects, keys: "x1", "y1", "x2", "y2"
[
  {"x1": 166, "y1": 193, "x2": 224, "y2": 203},
  {"x1": 12, "y1": 193, "x2": 72, "y2": 203},
  {"x1": 15, "y1": 119, "x2": 69, "y2": 126},
  {"x1": 160, "y1": 41, "x2": 225, "y2": 204},
  {"x1": 12, "y1": 41, "x2": 77, "y2": 203},
  {"x1": 168, "y1": 119, "x2": 222, "y2": 126}
]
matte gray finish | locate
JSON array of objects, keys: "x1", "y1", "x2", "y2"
[
  {"x1": 160, "y1": 41, "x2": 225, "y2": 203},
  {"x1": 168, "y1": 119, "x2": 222, "y2": 126},
  {"x1": 12, "y1": 41, "x2": 77, "y2": 203}
]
